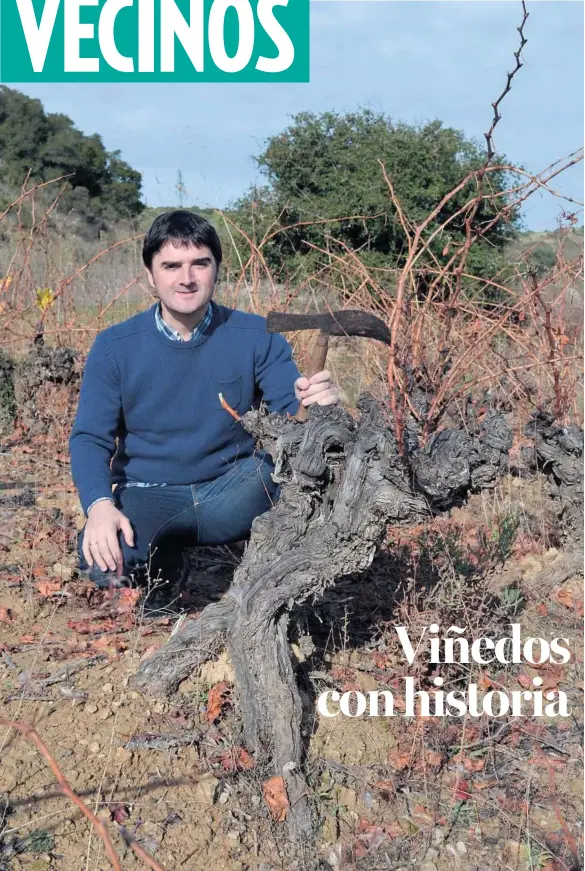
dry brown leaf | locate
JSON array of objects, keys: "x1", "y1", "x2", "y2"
[
  {"x1": 472, "y1": 779, "x2": 497, "y2": 791},
  {"x1": 111, "y1": 803, "x2": 130, "y2": 824},
  {"x1": 139, "y1": 643, "x2": 161, "y2": 662},
  {"x1": 67, "y1": 618, "x2": 116, "y2": 634},
  {"x1": 477, "y1": 671, "x2": 492, "y2": 691},
  {"x1": 0, "y1": 607, "x2": 13, "y2": 624},
  {"x1": 91, "y1": 635, "x2": 127, "y2": 656},
  {"x1": 463, "y1": 755, "x2": 486, "y2": 772},
  {"x1": 262, "y1": 776, "x2": 289, "y2": 822},
  {"x1": 36, "y1": 580, "x2": 62, "y2": 598},
  {"x1": 554, "y1": 582, "x2": 584, "y2": 614},
  {"x1": 425, "y1": 750, "x2": 443, "y2": 768},
  {"x1": 454, "y1": 778, "x2": 471, "y2": 800},
  {"x1": 206, "y1": 681, "x2": 231, "y2": 722},
  {"x1": 539, "y1": 664, "x2": 565, "y2": 693},
  {"x1": 372, "y1": 652, "x2": 393, "y2": 670},
  {"x1": 115, "y1": 588, "x2": 142, "y2": 613},
  {"x1": 388, "y1": 749, "x2": 411, "y2": 771},
  {"x1": 219, "y1": 747, "x2": 255, "y2": 771},
  {"x1": 412, "y1": 803, "x2": 435, "y2": 825}
]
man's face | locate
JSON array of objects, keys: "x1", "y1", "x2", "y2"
[{"x1": 146, "y1": 241, "x2": 218, "y2": 320}]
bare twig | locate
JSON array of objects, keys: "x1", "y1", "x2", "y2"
[
  {"x1": 0, "y1": 718, "x2": 169, "y2": 871},
  {"x1": 0, "y1": 718, "x2": 123, "y2": 871}
]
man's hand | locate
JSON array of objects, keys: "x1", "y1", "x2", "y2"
[
  {"x1": 294, "y1": 370, "x2": 340, "y2": 408},
  {"x1": 83, "y1": 500, "x2": 134, "y2": 576}
]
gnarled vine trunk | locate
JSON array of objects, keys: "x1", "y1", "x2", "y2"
[{"x1": 130, "y1": 396, "x2": 513, "y2": 842}]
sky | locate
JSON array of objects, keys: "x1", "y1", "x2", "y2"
[{"x1": 12, "y1": 0, "x2": 585, "y2": 231}]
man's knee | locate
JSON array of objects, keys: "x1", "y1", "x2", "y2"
[{"x1": 194, "y1": 454, "x2": 280, "y2": 546}]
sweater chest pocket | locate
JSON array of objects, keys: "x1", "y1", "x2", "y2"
[{"x1": 210, "y1": 374, "x2": 243, "y2": 417}]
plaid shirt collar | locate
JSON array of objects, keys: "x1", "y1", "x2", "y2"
[{"x1": 155, "y1": 302, "x2": 213, "y2": 341}]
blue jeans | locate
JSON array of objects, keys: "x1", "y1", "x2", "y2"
[{"x1": 76, "y1": 452, "x2": 279, "y2": 587}]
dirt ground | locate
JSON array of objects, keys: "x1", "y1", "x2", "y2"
[{"x1": 0, "y1": 440, "x2": 583, "y2": 871}]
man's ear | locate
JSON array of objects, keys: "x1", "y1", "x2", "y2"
[{"x1": 145, "y1": 268, "x2": 156, "y2": 290}]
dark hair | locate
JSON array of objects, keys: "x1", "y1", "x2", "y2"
[{"x1": 142, "y1": 210, "x2": 223, "y2": 270}]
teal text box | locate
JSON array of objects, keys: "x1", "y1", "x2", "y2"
[{"x1": 0, "y1": 0, "x2": 309, "y2": 82}]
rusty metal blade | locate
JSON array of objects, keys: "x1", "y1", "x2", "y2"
[{"x1": 266, "y1": 310, "x2": 391, "y2": 345}]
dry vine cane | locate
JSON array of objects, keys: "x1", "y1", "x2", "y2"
[{"x1": 0, "y1": 718, "x2": 168, "y2": 871}]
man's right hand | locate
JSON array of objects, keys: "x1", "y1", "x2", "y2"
[{"x1": 83, "y1": 500, "x2": 135, "y2": 576}]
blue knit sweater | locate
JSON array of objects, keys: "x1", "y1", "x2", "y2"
[{"x1": 69, "y1": 302, "x2": 300, "y2": 515}]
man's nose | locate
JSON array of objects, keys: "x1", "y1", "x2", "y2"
[{"x1": 179, "y1": 266, "x2": 196, "y2": 285}]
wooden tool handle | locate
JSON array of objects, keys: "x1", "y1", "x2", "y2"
[{"x1": 295, "y1": 330, "x2": 329, "y2": 422}]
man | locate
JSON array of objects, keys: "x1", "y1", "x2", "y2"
[{"x1": 70, "y1": 210, "x2": 339, "y2": 588}]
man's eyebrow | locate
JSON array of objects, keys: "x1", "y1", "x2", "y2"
[{"x1": 160, "y1": 256, "x2": 213, "y2": 266}]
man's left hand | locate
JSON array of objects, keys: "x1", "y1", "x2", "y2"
[{"x1": 294, "y1": 370, "x2": 340, "y2": 408}]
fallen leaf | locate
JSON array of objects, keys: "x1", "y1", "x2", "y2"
[
  {"x1": 382, "y1": 821, "x2": 403, "y2": 839},
  {"x1": 354, "y1": 839, "x2": 370, "y2": 859},
  {"x1": 115, "y1": 588, "x2": 142, "y2": 613},
  {"x1": 553, "y1": 582, "x2": 584, "y2": 613},
  {"x1": 341, "y1": 681, "x2": 362, "y2": 694},
  {"x1": 0, "y1": 607, "x2": 13, "y2": 624},
  {"x1": 67, "y1": 618, "x2": 117, "y2": 634},
  {"x1": 206, "y1": 681, "x2": 231, "y2": 722},
  {"x1": 412, "y1": 803, "x2": 435, "y2": 826},
  {"x1": 463, "y1": 756, "x2": 485, "y2": 773},
  {"x1": 388, "y1": 749, "x2": 410, "y2": 771},
  {"x1": 454, "y1": 779, "x2": 471, "y2": 801},
  {"x1": 36, "y1": 580, "x2": 62, "y2": 598},
  {"x1": 518, "y1": 672, "x2": 533, "y2": 689},
  {"x1": 219, "y1": 747, "x2": 255, "y2": 771},
  {"x1": 472, "y1": 779, "x2": 497, "y2": 791},
  {"x1": 262, "y1": 776, "x2": 289, "y2": 822},
  {"x1": 477, "y1": 671, "x2": 492, "y2": 691},
  {"x1": 373, "y1": 780, "x2": 396, "y2": 797},
  {"x1": 356, "y1": 820, "x2": 388, "y2": 854},
  {"x1": 139, "y1": 643, "x2": 161, "y2": 662},
  {"x1": 372, "y1": 652, "x2": 392, "y2": 670},
  {"x1": 115, "y1": 613, "x2": 136, "y2": 632},
  {"x1": 527, "y1": 751, "x2": 565, "y2": 771},
  {"x1": 539, "y1": 664, "x2": 565, "y2": 693},
  {"x1": 110, "y1": 804, "x2": 130, "y2": 824},
  {"x1": 425, "y1": 750, "x2": 443, "y2": 768},
  {"x1": 91, "y1": 635, "x2": 127, "y2": 655},
  {"x1": 519, "y1": 665, "x2": 564, "y2": 693}
]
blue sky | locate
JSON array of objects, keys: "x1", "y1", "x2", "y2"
[{"x1": 14, "y1": 1, "x2": 584, "y2": 231}]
